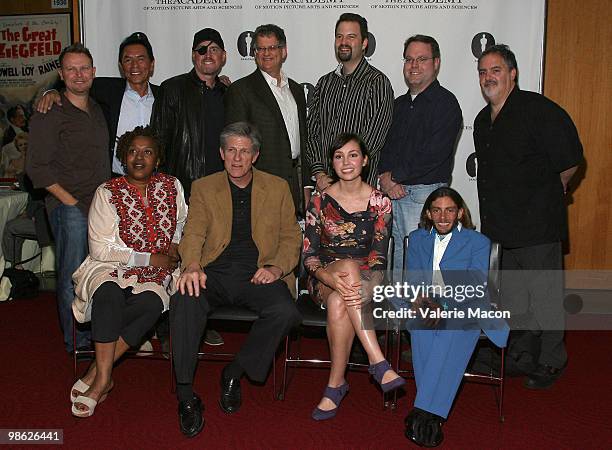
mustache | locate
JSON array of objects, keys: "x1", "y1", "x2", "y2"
[{"x1": 484, "y1": 80, "x2": 497, "y2": 87}]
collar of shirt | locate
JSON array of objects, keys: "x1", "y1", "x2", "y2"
[
  {"x1": 334, "y1": 57, "x2": 369, "y2": 80},
  {"x1": 484, "y1": 85, "x2": 520, "y2": 126},
  {"x1": 228, "y1": 174, "x2": 253, "y2": 195},
  {"x1": 124, "y1": 81, "x2": 154, "y2": 101},
  {"x1": 430, "y1": 222, "x2": 462, "y2": 237},
  {"x1": 409, "y1": 79, "x2": 440, "y2": 104},
  {"x1": 260, "y1": 69, "x2": 288, "y2": 89},
  {"x1": 188, "y1": 68, "x2": 226, "y2": 92}
]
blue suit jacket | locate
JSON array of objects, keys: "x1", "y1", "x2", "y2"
[{"x1": 405, "y1": 226, "x2": 509, "y2": 347}]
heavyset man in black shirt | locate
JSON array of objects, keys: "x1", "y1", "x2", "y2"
[{"x1": 474, "y1": 44, "x2": 583, "y2": 390}]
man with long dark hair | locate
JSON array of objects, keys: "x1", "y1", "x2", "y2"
[{"x1": 400, "y1": 187, "x2": 508, "y2": 447}]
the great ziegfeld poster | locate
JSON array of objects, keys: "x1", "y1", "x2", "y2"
[{"x1": 0, "y1": 14, "x2": 71, "y2": 176}]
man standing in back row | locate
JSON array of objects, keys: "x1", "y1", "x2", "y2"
[
  {"x1": 378, "y1": 34, "x2": 462, "y2": 274},
  {"x1": 27, "y1": 43, "x2": 111, "y2": 355},
  {"x1": 151, "y1": 28, "x2": 227, "y2": 199},
  {"x1": 224, "y1": 24, "x2": 308, "y2": 215},
  {"x1": 306, "y1": 13, "x2": 394, "y2": 190},
  {"x1": 474, "y1": 44, "x2": 583, "y2": 389}
]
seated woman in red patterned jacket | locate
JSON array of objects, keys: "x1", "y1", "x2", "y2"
[
  {"x1": 70, "y1": 126, "x2": 188, "y2": 417},
  {"x1": 303, "y1": 133, "x2": 405, "y2": 421}
]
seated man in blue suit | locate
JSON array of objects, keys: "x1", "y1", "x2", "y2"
[{"x1": 400, "y1": 187, "x2": 509, "y2": 447}]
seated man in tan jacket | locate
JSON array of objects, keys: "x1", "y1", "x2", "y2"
[{"x1": 171, "y1": 122, "x2": 302, "y2": 438}]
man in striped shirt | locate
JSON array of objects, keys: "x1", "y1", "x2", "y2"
[{"x1": 306, "y1": 13, "x2": 394, "y2": 190}]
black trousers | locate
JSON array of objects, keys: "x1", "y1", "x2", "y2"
[
  {"x1": 500, "y1": 241, "x2": 567, "y2": 368},
  {"x1": 170, "y1": 265, "x2": 301, "y2": 385},
  {"x1": 91, "y1": 281, "x2": 164, "y2": 347}
]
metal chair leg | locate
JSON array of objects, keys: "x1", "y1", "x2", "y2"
[{"x1": 72, "y1": 317, "x2": 77, "y2": 379}]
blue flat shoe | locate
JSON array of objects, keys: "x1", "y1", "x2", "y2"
[
  {"x1": 311, "y1": 383, "x2": 349, "y2": 421},
  {"x1": 369, "y1": 360, "x2": 406, "y2": 393}
]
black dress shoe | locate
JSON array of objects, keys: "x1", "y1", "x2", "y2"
[
  {"x1": 419, "y1": 411, "x2": 444, "y2": 448},
  {"x1": 178, "y1": 395, "x2": 204, "y2": 438},
  {"x1": 404, "y1": 408, "x2": 444, "y2": 448},
  {"x1": 524, "y1": 363, "x2": 566, "y2": 389},
  {"x1": 404, "y1": 408, "x2": 420, "y2": 443},
  {"x1": 219, "y1": 375, "x2": 242, "y2": 414}
]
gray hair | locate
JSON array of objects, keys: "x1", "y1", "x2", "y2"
[{"x1": 220, "y1": 122, "x2": 262, "y2": 153}]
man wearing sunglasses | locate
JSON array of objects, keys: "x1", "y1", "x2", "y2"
[
  {"x1": 224, "y1": 24, "x2": 308, "y2": 216},
  {"x1": 151, "y1": 28, "x2": 228, "y2": 200}
]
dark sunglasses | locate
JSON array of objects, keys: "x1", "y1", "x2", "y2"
[{"x1": 195, "y1": 44, "x2": 222, "y2": 55}]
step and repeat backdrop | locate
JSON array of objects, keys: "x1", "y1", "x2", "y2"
[{"x1": 81, "y1": 0, "x2": 546, "y2": 225}]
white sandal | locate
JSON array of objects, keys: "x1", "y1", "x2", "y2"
[
  {"x1": 70, "y1": 379, "x2": 90, "y2": 403},
  {"x1": 71, "y1": 393, "x2": 107, "y2": 418}
]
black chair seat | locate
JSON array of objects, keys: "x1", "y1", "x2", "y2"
[
  {"x1": 295, "y1": 295, "x2": 327, "y2": 327},
  {"x1": 209, "y1": 305, "x2": 258, "y2": 322}
]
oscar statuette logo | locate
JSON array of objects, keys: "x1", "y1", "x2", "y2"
[
  {"x1": 300, "y1": 83, "x2": 315, "y2": 104},
  {"x1": 471, "y1": 32, "x2": 495, "y2": 58},
  {"x1": 365, "y1": 32, "x2": 377, "y2": 58},
  {"x1": 237, "y1": 31, "x2": 255, "y2": 57},
  {"x1": 465, "y1": 152, "x2": 477, "y2": 178}
]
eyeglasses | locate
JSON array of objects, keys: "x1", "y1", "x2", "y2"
[
  {"x1": 195, "y1": 45, "x2": 223, "y2": 55},
  {"x1": 403, "y1": 56, "x2": 435, "y2": 65},
  {"x1": 254, "y1": 44, "x2": 285, "y2": 54}
]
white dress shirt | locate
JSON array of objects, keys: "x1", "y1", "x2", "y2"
[
  {"x1": 432, "y1": 223, "x2": 462, "y2": 288},
  {"x1": 112, "y1": 82, "x2": 155, "y2": 174},
  {"x1": 260, "y1": 70, "x2": 300, "y2": 159}
]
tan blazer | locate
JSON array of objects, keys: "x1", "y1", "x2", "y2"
[{"x1": 179, "y1": 168, "x2": 302, "y2": 297}]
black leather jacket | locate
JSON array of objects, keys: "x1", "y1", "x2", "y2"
[{"x1": 151, "y1": 69, "x2": 226, "y2": 198}]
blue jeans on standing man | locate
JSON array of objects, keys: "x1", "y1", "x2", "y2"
[
  {"x1": 49, "y1": 204, "x2": 90, "y2": 353},
  {"x1": 391, "y1": 183, "x2": 447, "y2": 279}
]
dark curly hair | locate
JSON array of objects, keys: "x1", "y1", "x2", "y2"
[{"x1": 116, "y1": 125, "x2": 165, "y2": 167}]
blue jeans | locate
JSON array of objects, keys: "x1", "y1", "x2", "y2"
[
  {"x1": 391, "y1": 183, "x2": 447, "y2": 278},
  {"x1": 49, "y1": 204, "x2": 89, "y2": 352}
]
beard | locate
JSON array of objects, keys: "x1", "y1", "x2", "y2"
[{"x1": 336, "y1": 46, "x2": 353, "y2": 62}]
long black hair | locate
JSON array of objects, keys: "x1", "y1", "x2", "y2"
[{"x1": 419, "y1": 187, "x2": 475, "y2": 230}]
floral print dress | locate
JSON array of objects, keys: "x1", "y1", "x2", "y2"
[{"x1": 303, "y1": 189, "x2": 392, "y2": 305}]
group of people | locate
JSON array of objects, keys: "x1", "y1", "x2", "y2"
[{"x1": 22, "y1": 11, "x2": 582, "y2": 447}]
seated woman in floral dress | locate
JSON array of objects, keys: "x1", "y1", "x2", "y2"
[
  {"x1": 303, "y1": 132, "x2": 405, "y2": 421},
  {"x1": 70, "y1": 126, "x2": 187, "y2": 417}
]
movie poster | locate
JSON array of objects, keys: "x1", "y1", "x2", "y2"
[{"x1": 0, "y1": 14, "x2": 71, "y2": 178}]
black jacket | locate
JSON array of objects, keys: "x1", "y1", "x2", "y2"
[
  {"x1": 151, "y1": 69, "x2": 227, "y2": 198},
  {"x1": 90, "y1": 77, "x2": 160, "y2": 165},
  {"x1": 224, "y1": 69, "x2": 309, "y2": 212}
]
